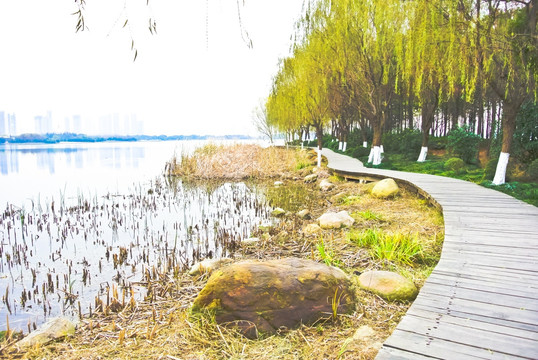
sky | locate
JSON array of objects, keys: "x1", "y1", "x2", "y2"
[{"x1": 0, "y1": 0, "x2": 304, "y2": 136}]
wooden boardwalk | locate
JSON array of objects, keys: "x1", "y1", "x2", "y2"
[{"x1": 322, "y1": 149, "x2": 538, "y2": 360}]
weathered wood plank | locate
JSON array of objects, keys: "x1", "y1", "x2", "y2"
[
  {"x1": 426, "y1": 273, "x2": 538, "y2": 299},
  {"x1": 394, "y1": 315, "x2": 538, "y2": 358},
  {"x1": 376, "y1": 346, "x2": 439, "y2": 359},
  {"x1": 417, "y1": 282, "x2": 538, "y2": 311}
]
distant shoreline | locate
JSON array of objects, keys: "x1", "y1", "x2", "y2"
[{"x1": 0, "y1": 133, "x2": 255, "y2": 144}]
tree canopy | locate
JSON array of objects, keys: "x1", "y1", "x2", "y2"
[{"x1": 266, "y1": 0, "x2": 537, "y2": 182}]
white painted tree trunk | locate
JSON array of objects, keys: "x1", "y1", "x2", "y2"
[
  {"x1": 317, "y1": 148, "x2": 322, "y2": 168},
  {"x1": 492, "y1": 152, "x2": 510, "y2": 185},
  {"x1": 380, "y1": 145, "x2": 384, "y2": 154},
  {"x1": 368, "y1": 148, "x2": 374, "y2": 163},
  {"x1": 338, "y1": 141, "x2": 343, "y2": 151},
  {"x1": 363, "y1": 141, "x2": 367, "y2": 148},
  {"x1": 342, "y1": 142, "x2": 347, "y2": 152},
  {"x1": 372, "y1": 146, "x2": 382, "y2": 165},
  {"x1": 417, "y1": 146, "x2": 428, "y2": 162}
]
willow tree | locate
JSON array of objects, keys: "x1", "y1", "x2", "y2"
[
  {"x1": 403, "y1": 1, "x2": 455, "y2": 162},
  {"x1": 304, "y1": 0, "x2": 408, "y2": 165},
  {"x1": 481, "y1": 2, "x2": 537, "y2": 184},
  {"x1": 267, "y1": 38, "x2": 332, "y2": 167}
]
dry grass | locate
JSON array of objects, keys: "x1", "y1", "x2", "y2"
[
  {"x1": 3, "y1": 145, "x2": 444, "y2": 360},
  {"x1": 167, "y1": 144, "x2": 314, "y2": 179}
]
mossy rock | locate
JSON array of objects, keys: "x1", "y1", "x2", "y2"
[
  {"x1": 358, "y1": 271, "x2": 417, "y2": 302},
  {"x1": 17, "y1": 317, "x2": 76, "y2": 348},
  {"x1": 192, "y1": 258, "x2": 355, "y2": 338},
  {"x1": 371, "y1": 179, "x2": 399, "y2": 199}
]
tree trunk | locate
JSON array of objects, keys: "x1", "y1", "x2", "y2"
[
  {"x1": 492, "y1": 100, "x2": 520, "y2": 185},
  {"x1": 316, "y1": 125, "x2": 323, "y2": 168}
]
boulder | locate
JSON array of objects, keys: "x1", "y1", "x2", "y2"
[
  {"x1": 189, "y1": 258, "x2": 233, "y2": 276},
  {"x1": 358, "y1": 271, "x2": 418, "y2": 302},
  {"x1": 192, "y1": 258, "x2": 355, "y2": 338},
  {"x1": 274, "y1": 181, "x2": 284, "y2": 187},
  {"x1": 319, "y1": 179, "x2": 335, "y2": 191},
  {"x1": 304, "y1": 174, "x2": 318, "y2": 183},
  {"x1": 303, "y1": 223, "x2": 322, "y2": 236},
  {"x1": 318, "y1": 211, "x2": 355, "y2": 229},
  {"x1": 17, "y1": 317, "x2": 76, "y2": 348},
  {"x1": 271, "y1": 208, "x2": 286, "y2": 217},
  {"x1": 297, "y1": 209, "x2": 311, "y2": 220},
  {"x1": 371, "y1": 179, "x2": 399, "y2": 198}
]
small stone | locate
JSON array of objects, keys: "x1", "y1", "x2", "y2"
[
  {"x1": 319, "y1": 179, "x2": 335, "y2": 191},
  {"x1": 358, "y1": 270, "x2": 418, "y2": 302},
  {"x1": 330, "y1": 192, "x2": 347, "y2": 204},
  {"x1": 189, "y1": 258, "x2": 233, "y2": 276},
  {"x1": 318, "y1": 211, "x2": 355, "y2": 229},
  {"x1": 274, "y1": 181, "x2": 284, "y2": 187},
  {"x1": 371, "y1": 179, "x2": 399, "y2": 198},
  {"x1": 17, "y1": 317, "x2": 76, "y2": 348},
  {"x1": 303, "y1": 223, "x2": 322, "y2": 236},
  {"x1": 304, "y1": 174, "x2": 318, "y2": 183},
  {"x1": 271, "y1": 208, "x2": 286, "y2": 217},
  {"x1": 352, "y1": 325, "x2": 376, "y2": 341},
  {"x1": 297, "y1": 209, "x2": 311, "y2": 220}
]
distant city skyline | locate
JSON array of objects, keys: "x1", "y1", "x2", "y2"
[{"x1": 1, "y1": 109, "x2": 145, "y2": 136}]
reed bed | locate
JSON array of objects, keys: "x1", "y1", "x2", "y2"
[{"x1": 167, "y1": 144, "x2": 313, "y2": 179}]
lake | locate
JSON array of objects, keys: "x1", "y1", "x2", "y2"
[{"x1": 0, "y1": 140, "x2": 274, "y2": 332}]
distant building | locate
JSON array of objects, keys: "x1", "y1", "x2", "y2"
[
  {"x1": 7, "y1": 113, "x2": 16, "y2": 136},
  {"x1": 34, "y1": 112, "x2": 52, "y2": 134},
  {"x1": 0, "y1": 111, "x2": 5, "y2": 136},
  {"x1": 72, "y1": 115, "x2": 82, "y2": 133}
]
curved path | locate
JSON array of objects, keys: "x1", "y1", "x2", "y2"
[{"x1": 322, "y1": 149, "x2": 538, "y2": 359}]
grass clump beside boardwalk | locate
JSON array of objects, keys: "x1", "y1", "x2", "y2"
[
  {"x1": 167, "y1": 143, "x2": 312, "y2": 179},
  {"x1": 4, "y1": 145, "x2": 444, "y2": 360}
]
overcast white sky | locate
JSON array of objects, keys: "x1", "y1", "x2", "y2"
[{"x1": 0, "y1": 0, "x2": 304, "y2": 135}]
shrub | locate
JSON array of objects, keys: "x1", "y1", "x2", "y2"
[
  {"x1": 447, "y1": 126, "x2": 481, "y2": 163},
  {"x1": 527, "y1": 159, "x2": 538, "y2": 180},
  {"x1": 512, "y1": 101, "x2": 538, "y2": 165},
  {"x1": 484, "y1": 159, "x2": 497, "y2": 180},
  {"x1": 346, "y1": 146, "x2": 370, "y2": 159},
  {"x1": 444, "y1": 157, "x2": 465, "y2": 172},
  {"x1": 382, "y1": 129, "x2": 422, "y2": 160}
]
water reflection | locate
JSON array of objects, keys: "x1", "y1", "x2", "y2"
[{"x1": 0, "y1": 145, "x2": 148, "y2": 176}]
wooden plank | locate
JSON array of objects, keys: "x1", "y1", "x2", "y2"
[
  {"x1": 394, "y1": 315, "x2": 538, "y2": 358},
  {"x1": 376, "y1": 346, "x2": 439, "y2": 359},
  {"x1": 435, "y1": 258, "x2": 538, "y2": 277},
  {"x1": 383, "y1": 329, "x2": 518, "y2": 359},
  {"x1": 417, "y1": 281, "x2": 538, "y2": 311},
  {"x1": 411, "y1": 292, "x2": 538, "y2": 326},
  {"x1": 411, "y1": 302, "x2": 538, "y2": 333},
  {"x1": 426, "y1": 273, "x2": 538, "y2": 299},
  {"x1": 406, "y1": 307, "x2": 538, "y2": 340},
  {"x1": 441, "y1": 242, "x2": 538, "y2": 256}
]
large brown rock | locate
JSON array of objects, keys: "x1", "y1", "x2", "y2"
[{"x1": 192, "y1": 258, "x2": 355, "y2": 337}]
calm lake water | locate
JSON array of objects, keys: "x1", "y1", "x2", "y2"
[{"x1": 0, "y1": 140, "x2": 273, "y2": 332}]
